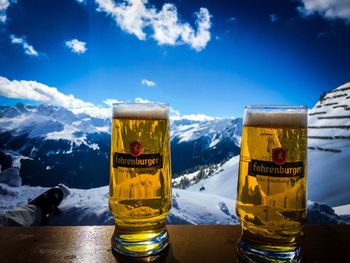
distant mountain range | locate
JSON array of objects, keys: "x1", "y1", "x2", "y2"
[
  {"x1": 1, "y1": 82, "x2": 350, "y2": 225},
  {"x1": 0, "y1": 103, "x2": 241, "y2": 188},
  {"x1": 1, "y1": 80, "x2": 350, "y2": 205}
]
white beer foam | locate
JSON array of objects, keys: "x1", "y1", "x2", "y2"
[
  {"x1": 112, "y1": 104, "x2": 168, "y2": 119},
  {"x1": 244, "y1": 111, "x2": 307, "y2": 128}
]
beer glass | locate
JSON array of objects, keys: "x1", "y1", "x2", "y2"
[
  {"x1": 109, "y1": 103, "x2": 172, "y2": 256},
  {"x1": 236, "y1": 105, "x2": 307, "y2": 262}
]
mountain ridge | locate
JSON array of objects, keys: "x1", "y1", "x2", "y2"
[{"x1": 0, "y1": 103, "x2": 242, "y2": 188}]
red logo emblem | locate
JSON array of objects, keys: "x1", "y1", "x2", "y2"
[
  {"x1": 130, "y1": 140, "x2": 142, "y2": 156},
  {"x1": 272, "y1": 148, "x2": 288, "y2": 165}
]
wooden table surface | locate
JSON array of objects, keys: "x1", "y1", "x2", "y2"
[{"x1": 0, "y1": 225, "x2": 349, "y2": 262}]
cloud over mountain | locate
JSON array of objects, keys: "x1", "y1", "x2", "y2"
[
  {"x1": 0, "y1": 76, "x2": 217, "y2": 121},
  {"x1": 0, "y1": 76, "x2": 106, "y2": 117}
]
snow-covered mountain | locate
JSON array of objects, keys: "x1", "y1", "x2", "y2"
[
  {"x1": 0, "y1": 103, "x2": 242, "y2": 187},
  {"x1": 0, "y1": 103, "x2": 110, "y2": 141},
  {"x1": 0, "y1": 169, "x2": 348, "y2": 225},
  {"x1": 170, "y1": 118, "x2": 242, "y2": 175},
  {"x1": 308, "y1": 82, "x2": 350, "y2": 207},
  {"x1": 1, "y1": 82, "x2": 350, "y2": 225},
  {"x1": 173, "y1": 82, "x2": 350, "y2": 212},
  {"x1": 0, "y1": 103, "x2": 111, "y2": 188}
]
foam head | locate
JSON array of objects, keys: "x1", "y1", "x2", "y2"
[
  {"x1": 112, "y1": 103, "x2": 169, "y2": 120},
  {"x1": 244, "y1": 107, "x2": 308, "y2": 128}
]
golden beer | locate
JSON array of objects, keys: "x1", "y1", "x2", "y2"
[
  {"x1": 236, "y1": 106, "x2": 307, "y2": 262},
  {"x1": 109, "y1": 103, "x2": 171, "y2": 256}
]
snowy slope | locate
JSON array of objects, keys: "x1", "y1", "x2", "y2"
[
  {"x1": 1, "y1": 83, "x2": 350, "y2": 224},
  {"x1": 0, "y1": 183, "x2": 238, "y2": 225},
  {"x1": 308, "y1": 148, "x2": 350, "y2": 206},
  {"x1": 168, "y1": 189, "x2": 238, "y2": 224},
  {"x1": 174, "y1": 82, "x2": 350, "y2": 211},
  {"x1": 333, "y1": 204, "x2": 350, "y2": 215},
  {"x1": 178, "y1": 156, "x2": 239, "y2": 200},
  {"x1": 1, "y1": 182, "x2": 347, "y2": 225},
  {"x1": 307, "y1": 82, "x2": 350, "y2": 207}
]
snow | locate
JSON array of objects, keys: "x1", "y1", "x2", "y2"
[
  {"x1": 0, "y1": 183, "x2": 238, "y2": 225},
  {"x1": 0, "y1": 182, "x2": 348, "y2": 226},
  {"x1": 308, "y1": 148, "x2": 350, "y2": 206},
  {"x1": 0, "y1": 104, "x2": 242, "y2": 157},
  {"x1": 46, "y1": 125, "x2": 83, "y2": 142},
  {"x1": 186, "y1": 156, "x2": 239, "y2": 200},
  {"x1": 0, "y1": 168, "x2": 21, "y2": 187},
  {"x1": 171, "y1": 82, "x2": 350, "y2": 222},
  {"x1": 171, "y1": 118, "x2": 242, "y2": 146},
  {"x1": 333, "y1": 204, "x2": 350, "y2": 215},
  {"x1": 172, "y1": 170, "x2": 202, "y2": 186},
  {"x1": 49, "y1": 186, "x2": 113, "y2": 226},
  {"x1": 2, "y1": 150, "x2": 30, "y2": 168},
  {"x1": 307, "y1": 82, "x2": 350, "y2": 207},
  {"x1": 46, "y1": 125, "x2": 99, "y2": 150},
  {"x1": 58, "y1": 183, "x2": 71, "y2": 197},
  {"x1": 1, "y1": 83, "x2": 350, "y2": 225},
  {"x1": 0, "y1": 104, "x2": 109, "y2": 149},
  {"x1": 168, "y1": 189, "x2": 238, "y2": 224}
]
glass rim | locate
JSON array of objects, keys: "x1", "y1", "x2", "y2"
[{"x1": 244, "y1": 105, "x2": 307, "y2": 110}]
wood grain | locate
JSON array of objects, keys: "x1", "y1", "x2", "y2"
[{"x1": 0, "y1": 225, "x2": 349, "y2": 262}]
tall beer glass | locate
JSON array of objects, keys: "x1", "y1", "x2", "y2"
[
  {"x1": 109, "y1": 103, "x2": 172, "y2": 257},
  {"x1": 236, "y1": 105, "x2": 307, "y2": 262}
]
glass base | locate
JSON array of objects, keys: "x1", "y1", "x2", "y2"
[
  {"x1": 237, "y1": 238, "x2": 301, "y2": 263},
  {"x1": 111, "y1": 227, "x2": 169, "y2": 257}
]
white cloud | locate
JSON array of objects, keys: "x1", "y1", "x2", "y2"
[
  {"x1": 94, "y1": 0, "x2": 211, "y2": 51},
  {"x1": 0, "y1": 78, "x2": 162, "y2": 118},
  {"x1": 132, "y1": 98, "x2": 216, "y2": 121},
  {"x1": 171, "y1": 113, "x2": 217, "y2": 122},
  {"x1": 0, "y1": 76, "x2": 218, "y2": 120},
  {"x1": 134, "y1": 97, "x2": 153, "y2": 103},
  {"x1": 10, "y1": 35, "x2": 39, "y2": 56},
  {"x1": 65, "y1": 39, "x2": 87, "y2": 54},
  {"x1": 103, "y1": 98, "x2": 124, "y2": 107},
  {"x1": 141, "y1": 79, "x2": 156, "y2": 87},
  {"x1": 227, "y1": 17, "x2": 237, "y2": 23},
  {"x1": 0, "y1": 0, "x2": 10, "y2": 10},
  {"x1": 270, "y1": 14, "x2": 278, "y2": 23},
  {"x1": 0, "y1": 76, "x2": 108, "y2": 118},
  {"x1": 169, "y1": 106, "x2": 180, "y2": 116},
  {"x1": 0, "y1": 76, "x2": 92, "y2": 108},
  {"x1": 298, "y1": 0, "x2": 350, "y2": 23},
  {"x1": 0, "y1": 0, "x2": 10, "y2": 23}
]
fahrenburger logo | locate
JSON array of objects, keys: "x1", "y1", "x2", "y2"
[
  {"x1": 248, "y1": 147, "x2": 304, "y2": 178},
  {"x1": 272, "y1": 147, "x2": 287, "y2": 165},
  {"x1": 113, "y1": 140, "x2": 163, "y2": 169},
  {"x1": 130, "y1": 140, "x2": 142, "y2": 157}
]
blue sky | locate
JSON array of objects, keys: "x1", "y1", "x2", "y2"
[{"x1": 0, "y1": 0, "x2": 350, "y2": 118}]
